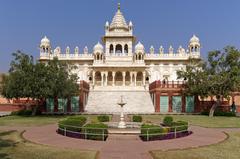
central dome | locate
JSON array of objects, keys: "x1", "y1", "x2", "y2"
[{"x1": 110, "y1": 3, "x2": 128, "y2": 30}]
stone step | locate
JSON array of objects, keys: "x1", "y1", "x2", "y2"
[{"x1": 85, "y1": 90, "x2": 155, "y2": 114}]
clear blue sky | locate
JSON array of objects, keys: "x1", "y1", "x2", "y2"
[{"x1": 0, "y1": 0, "x2": 240, "y2": 72}]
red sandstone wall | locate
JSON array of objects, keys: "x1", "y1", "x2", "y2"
[{"x1": 0, "y1": 104, "x2": 25, "y2": 112}]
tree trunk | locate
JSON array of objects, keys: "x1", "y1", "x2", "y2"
[
  {"x1": 32, "y1": 100, "x2": 39, "y2": 116},
  {"x1": 209, "y1": 96, "x2": 221, "y2": 117}
]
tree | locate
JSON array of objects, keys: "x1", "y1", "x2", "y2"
[
  {"x1": 45, "y1": 57, "x2": 79, "y2": 100},
  {"x1": 1, "y1": 51, "x2": 79, "y2": 115},
  {"x1": 177, "y1": 46, "x2": 240, "y2": 117}
]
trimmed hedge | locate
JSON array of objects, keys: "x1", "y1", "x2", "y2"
[
  {"x1": 83, "y1": 123, "x2": 108, "y2": 140},
  {"x1": 141, "y1": 124, "x2": 163, "y2": 140},
  {"x1": 97, "y1": 115, "x2": 110, "y2": 122},
  {"x1": 11, "y1": 110, "x2": 32, "y2": 116},
  {"x1": 170, "y1": 121, "x2": 188, "y2": 132},
  {"x1": 58, "y1": 116, "x2": 87, "y2": 132},
  {"x1": 163, "y1": 116, "x2": 173, "y2": 126},
  {"x1": 132, "y1": 115, "x2": 142, "y2": 122},
  {"x1": 201, "y1": 111, "x2": 236, "y2": 117}
]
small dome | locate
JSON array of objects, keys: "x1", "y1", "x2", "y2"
[
  {"x1": 189, "y1": 35, "x2": 200, "y2": 43},
  {"x1": 135, "y1": 42, "x2": 145, "y2": 53},
  {"x1": 93, "y1": 42, "x2": 104, "y2": 53},
  {"x1": 40, "y1": 36, "x2": 50, "y2": 47}
]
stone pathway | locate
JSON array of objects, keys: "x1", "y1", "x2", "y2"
[
  {"x1": 0, "y1": 111, "x2": 11, "y2": 117},
  {"x1": 7, "y1": 124, "x2": 229, "y2": 159}
]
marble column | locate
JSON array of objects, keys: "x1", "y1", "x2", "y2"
[
  {"x1": 105, "y1": 72, "x2": 108, "y2": 86},
  {"x1": 113, "y1": 45, "x2": 116, "y2": 55},
  {"x1": 92, "y1": 71, "x2": 95, "y2": 86},
  {"x1": 112, "y1": 71, "x2": 116, "y2": 86},
  {"x1": 122, "y1": 44, "x2": 124, "y2": 54},
  {"x1": 122, "y1": 71, "x2": 126, "y2": 86}
]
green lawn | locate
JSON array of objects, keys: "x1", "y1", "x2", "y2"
[
  {"x1": 0, "y1": 130, "x2": 97, "y2": 159},
  {"x1": 0, "y1": 115, "x2": 106, "y2": 127},
  {"x1": 151, "y1": 132, "x2": 240, "y2": 159},
  {"x1": 142, "y1": 115, "x2": 240, "y2": 128}
]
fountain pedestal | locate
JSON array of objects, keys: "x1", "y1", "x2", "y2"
[{"x1": 117, "y1": 96, "x2": 127, "y2": 129}]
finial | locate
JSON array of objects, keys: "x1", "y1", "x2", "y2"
[{"x1": 118, "y1": 3, "x2": 120, "y2": 11}]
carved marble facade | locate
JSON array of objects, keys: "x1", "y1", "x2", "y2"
[{"x1": 39, "y1": 4, "x2": 201, "y2": 90}]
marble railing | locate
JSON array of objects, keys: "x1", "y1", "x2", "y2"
[
  {"x1": 40, "y1": 52, "x2": 200, "y2": 60},
  {"x1": 40, "y1": 53, "x2": 93, "y2": 60},
  {"x1": 145, "y1": 52, "x2": 200, "y2": 59}
]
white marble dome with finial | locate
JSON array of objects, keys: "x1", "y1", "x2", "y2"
[
  {"x1": 189, "y1": 35, "x2": 200, "y2": 44},
  {"x1": 135, "y1": 42, "x2": 145, "y2": 53},
  {"x1": 40, "y1": 36, "x2": 50, "y2": 47},
  {"x1": 93, "y1": 42, "x2": 104, "y2": 53}
]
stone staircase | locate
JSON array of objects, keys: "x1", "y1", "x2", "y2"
[{"x1": 85, "y1": 90, "x2": 155, "y2": 114}]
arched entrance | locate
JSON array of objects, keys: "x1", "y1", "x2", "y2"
[
  {"x1": 136, "y1": 72, "x2": 143, "y2": 86},
  {"x1": 95, "y1": 71, "x2": 101, "y2": 86},
  {"x1": 115, "y1": 71, "x2": 123, "y2": 86},
  {"x1": 115, "y1": 44, "x2": 122, "y2": 53},
  {"x1": 107, "y1": 72, "x2": 113, "y2": 86},
  {"x1": 125, "y1": 71, "x2": 130, "y2": 86}
]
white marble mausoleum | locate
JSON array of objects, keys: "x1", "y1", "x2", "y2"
[{"x1": 39, "y1": 4, "x2": 201, "y2": 114}]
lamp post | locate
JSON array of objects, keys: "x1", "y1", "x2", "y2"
[{"x1": 117, "y1": 95, "x2": 127, "y2": 128}]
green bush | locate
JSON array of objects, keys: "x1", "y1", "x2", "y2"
[
  {"x1": 97, "y1": 115, "x2": 110, "y2": 122},
  {"x1": 58, "y1": 116, "x2": 87, "y2": 132},
  {"x1": 163, "y1": 116, "x2": 173, "y2": 126},
  {"x1": 170, "y1": 121, "x2": 188, "y2": 132},
  {"x1": 83, "y1": 123, "x2": 108, "y2": 140},
  {"x1": 201, "y1": 111, "x2": 236, "y2": 117},
  {"x1": 141, "y1": 124, "x2": 163, "y2": 140},
  {"x1": 132, "y1": 115, "x2": 142, "y2": 122},
  {"x1": 11, "y1": 109, "x2": 32, "y2": 116}
]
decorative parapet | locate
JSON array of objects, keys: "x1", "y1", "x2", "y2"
[
  {"x1": 40, "y1": 53, "x2": 93, "y2": 60},
  {"x1": 145, "y1": 52, "x2": 200, "y2": 60}
]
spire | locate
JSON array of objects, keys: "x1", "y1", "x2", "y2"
[
  {"x1": 110, "y1": 3, "x2": 128, "y2": 29},
  {"x1": 118, "y1": 3, "x2": 120, "y2": 11}
]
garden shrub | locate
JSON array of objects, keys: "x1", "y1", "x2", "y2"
[
  {"x1": 163, "y1": 116, "x2": 173, "y2": 126},
  {"x1": 83, "y1": 123, "x2": 108, "y2": 140},
  {"x1": 58, "y1": 116, "x2": 87, "y2": 132},
  {"x1": 141, "y1": 124, "x2": 163, "y2": 140},
  {"x1": 170, "y1": 121, "x2": 188, "y2": 132},
  {"x1": 201, "y1": 111, "x2": 236, "y2": 117},
  {"x1": 132, "y1": 115, "x2": 142, "y2": 122},
  {"x1": 97, "y1": 115, "x2": 110, "y2": 122},
  {"x1": 11, "y1": 110, "x2": 32, "y2": 116}
]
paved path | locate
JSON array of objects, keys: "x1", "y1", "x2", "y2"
[
  {"x1": 11, "y1": 124, "x2": 229, "y2": 159},
  {"x1": 0, "y1": 111, "x2": 11, "y2": 117}
]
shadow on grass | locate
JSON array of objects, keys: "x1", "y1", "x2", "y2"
[{"x1": 0, "y1": 131, "x2": 18, "y2": 159}]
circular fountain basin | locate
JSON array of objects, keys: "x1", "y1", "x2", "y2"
[{"x1": 104, "y1": 122, "x2": 142, "y2": 135}]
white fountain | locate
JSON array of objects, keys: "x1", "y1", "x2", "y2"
[{"x1": 117, "y1": 95, "x2": 127, "y2": 129}]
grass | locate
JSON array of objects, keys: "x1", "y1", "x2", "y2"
[
  {"x1": 0, "y1": 115, "x2": 111, "y2": 127},
  {"x1": 0, "y1": 130, "x2": 97, "y2": 159},
  {"x1": 142, "y1": 115, "x2": 240, "y2": 128},
  {"x1": 151, "y1": 132, "x2": 240, "y2": 159},
  {"x1": 0, "y1": 115, "x2": 66, "y2": 126}
]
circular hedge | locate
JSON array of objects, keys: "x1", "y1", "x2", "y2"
[{"x1": 57, "y1": 116, "x2": 108, "y2": 141}]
